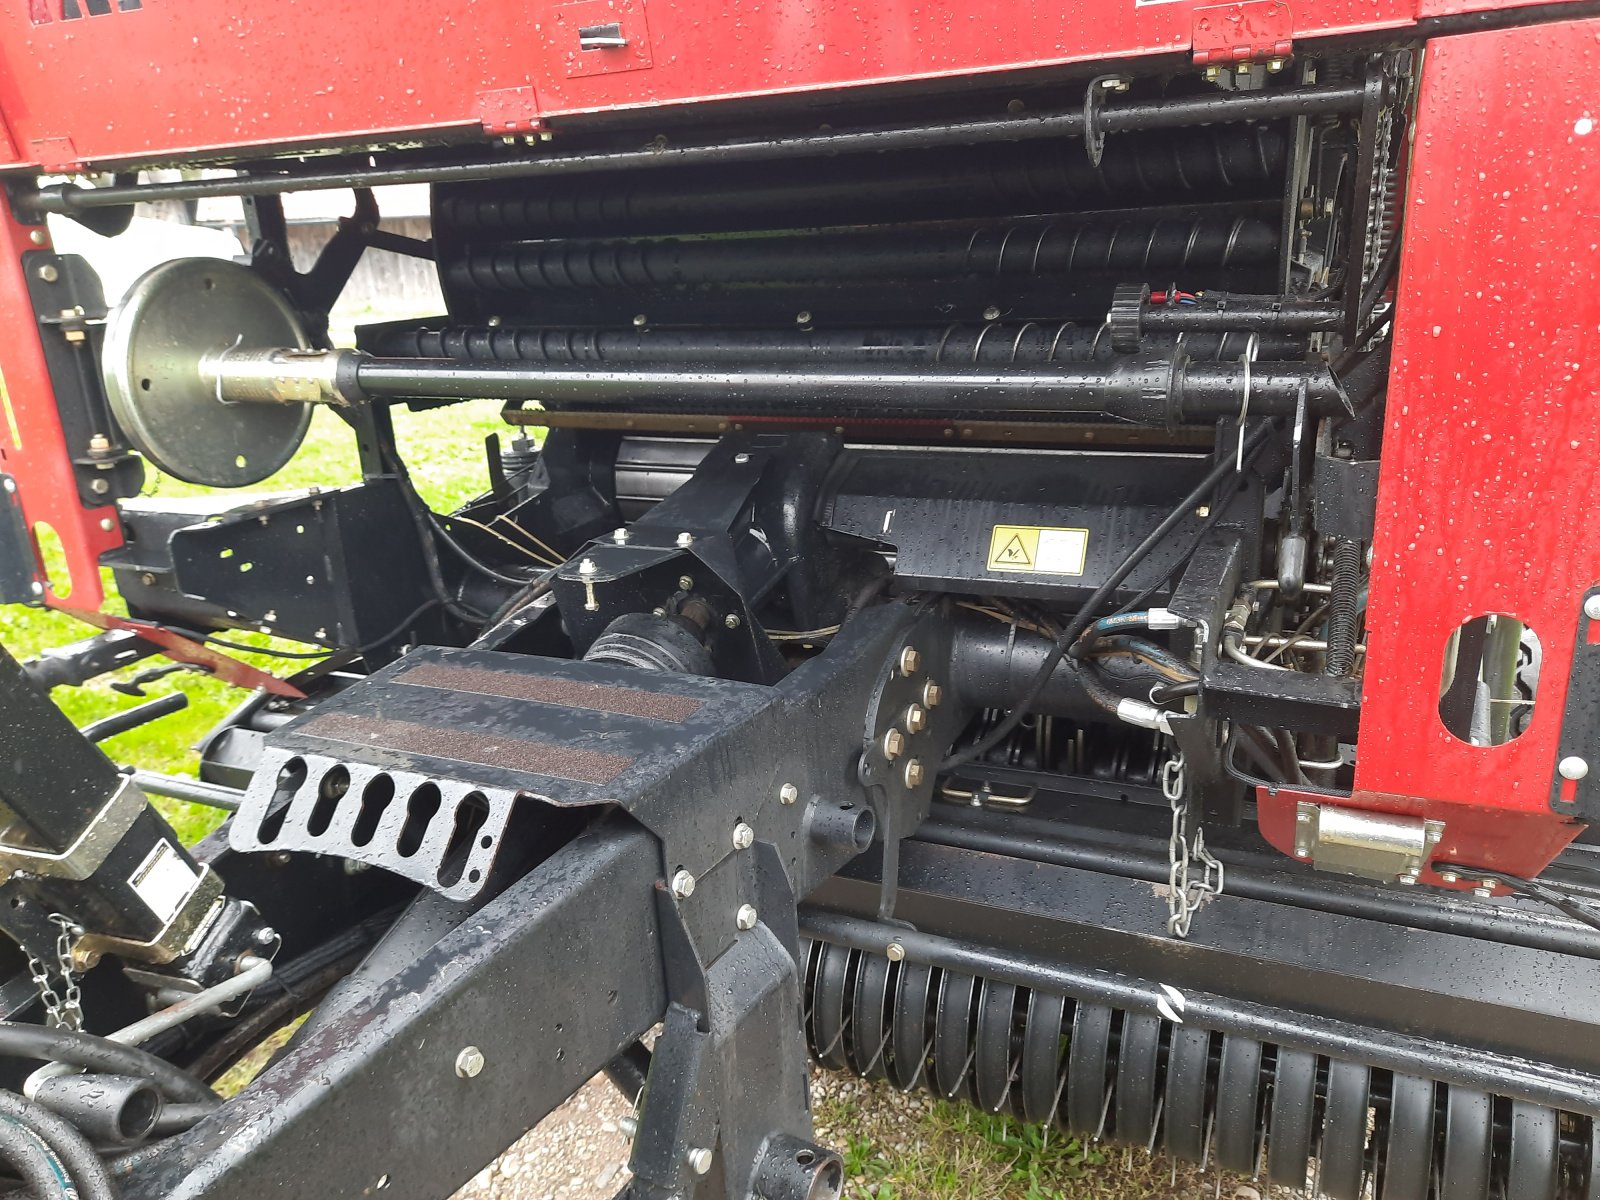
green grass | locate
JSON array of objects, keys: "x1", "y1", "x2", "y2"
[{"x1": 0, "y1": 401, "x2": 515, "y2": 843}]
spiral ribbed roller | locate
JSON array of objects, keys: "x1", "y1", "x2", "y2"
[{"x1": 800, "y1": 940, "x2": 1593, "y2": 1199}]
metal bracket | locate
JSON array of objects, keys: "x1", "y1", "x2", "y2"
[
  {"x1": 71, "y1": 866, "x2": 225, "y2": 970},
  {"x1": 1191, "y1": 0, "x2": 1293, "y2": 66},
  {"x1": 1293, "y1": 800, "x2": 1442, "y2": 883},
  {"x1": 0, "y1": 474, "x2": 42, "y2": 604},
  {"x1": 0, "y1": 776, "x2": 144, "y2": 881}
]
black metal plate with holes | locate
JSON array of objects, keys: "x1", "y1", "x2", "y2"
[
  {"x1": 0, "y1": 475, "x2": 38, "y2": 604},
  {"x1": 119, "y1": 823, "x2": 667, "y2": 1200},
  {"x1": 166, "y1": 477, "x2": 435, "y2": 653},
  {"x1": 230, "y1": 756, "x2": 518, "y2": 901},
  {"x1": 1549, "y1": 585, "x2": 1600, "y2": 821}
]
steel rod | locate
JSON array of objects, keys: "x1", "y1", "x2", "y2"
[{"x1": 27, "y1": 83, "x2": 1367, "y2": 215}]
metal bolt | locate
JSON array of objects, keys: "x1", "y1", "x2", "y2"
[
  {"x1": 27, "y1": 229, "x2": 46, "y2": 246},
  {"x1": 612, "y1": 527, "x2": 629, "y2": 544},
  {"x1": 733, "y1": 453, "x2": 750, "y2": 464},
  {"x1": 1295, "y1": 848, "x2": 1310, "y2": 859},
  {"x1": 687, "y1": 1148, "x2": 714, "y2": 1176},
  {"x1": 98, "y1": 516, "x2": 114, "y2": 532},
  {"x1": 898, "y1": 646, "x2": 921, "y2": 676},
  {"x1": 724, "y1": 613, "x2": 741, "y2": 629},
  {"x1": 921, "y1": 680, "x2": 943, "y2": 708},
  {"x1": 618, "y1": 1115, "x2": 638, "y2": 1139},
  {"x1": 633, "y1": 313, "x2": 648, "y2": 328},
  {"x1": 670, "y1": 869, "x2": 696, "y2": 899},
  {"x1": 903, "y1": 759, "x2": 925, "y2": 788},
  {"x1": 732, "y1": 822, "x2": 754, "y2": 850},
  {"x1": 779, "y1": 783, "x2": 799, "y2": 806},
  {"x1": 455, "y1": 1046, "x2": 486, "y2": 1078},
  {"x1": 676, "y1": 531, "x2": 694, "y2": 548},
  {"x1": 1396, "y1": 873, "x2": 1417, "y2": 886},
  {"x1": 678, "y1": 574, "x2": 695, "y2": 591},
  {"x1": 735, "y1": 904, "x2": 759, "y2": 931},
  {"x1": 1438, "y1": 870, "x2": 1459, "y2": 884},
  {"x1": 578, "y1": 558, "x2": 597, "y2": 575},
  {"x1": 87, "y1": 433, "x2": 110, "y2": 453},
  {"x1": 1100, "y1": 76, "x2": 1130, "y2": 91},
  {"x1": 1473, "y1": 885, "x2": 1494, "y2": 899},
  {"x1": 29, "y1": 581, "x2": 42, "y2": 596},
  {"x1": 904, "y1": 703, "x2": 928, "y2": 734},
  {"x1": 1203, "y1": 65, "x2": 1220, "y2": 81},
  {"x1": 1266, "y1": 57, "x2": 1286, "y2": 72},
  {"x1": 1585, "y1": 595, "x2": 1600, "y2": 621},
  {"x1": 90, "y1": 478, "x2": 109, "y2": 494},
  {"x1": 139, "y1": 572, "x2": 156, "y2": 586},
  {"x1": 1560, "y1": 756, "x2": 1590, "y2": 781},
  {"x1": 253, "y1": 926, "x2": 278, "y2": 947},
  {"x1": 1296, "y1": 810, "x2": 1312, "y2": 823},
  {"x1": 0, "y1": 479, "x2": 13, "y2": 493},
  {"x1": 486, "y1": 315, "x2": 502, "y2": 327},
  {"x1": 36, "y1": 264, "x2": 58, "y2": 283},
  {"x1": 885, "y1": 942, "x2": 906, "y2": 962},
  {"x1": 795, "y1": 311, "x2": 812, "y2": 326},
  {"x1": 982, "y1": 305, "x2": 1001, "y2": 322},
  {"x1": 881, "y1": 728, "x2": 906, "y2": 760}
]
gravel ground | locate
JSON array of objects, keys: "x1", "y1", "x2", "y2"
[{"x1": 453, "y1": 1071, "x2": 1277, "y2": 1200}]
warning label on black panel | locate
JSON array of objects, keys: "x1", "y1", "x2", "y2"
[{"x1": 986, "y1": 524, "x2": 1089, "y2": 575}]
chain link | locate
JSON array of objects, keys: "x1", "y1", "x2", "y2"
[
  {"x1": 1163, "y1": 753, "x2": 1225, "y2": 938},
  {"x1": 24, "y1": 914, "x2": 83, "y2": 1031}
]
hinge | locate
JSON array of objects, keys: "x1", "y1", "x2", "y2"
[{"x1": 1192, "y1": 0, "x2": 1293, "y2": 66}]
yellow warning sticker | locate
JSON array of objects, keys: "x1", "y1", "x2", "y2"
[{"x1": 987, "y1": 525, "x2": 1089, "y2": 575}]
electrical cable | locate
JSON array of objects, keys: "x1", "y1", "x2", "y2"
[
  {"x1": 195, "y1": 597, "x2": 452, "y2": 663},
  {"x1": 1446, "y1": 868, "x2": 1600, "y2": 936},
  {"x1": 0, "y1": 1025, "x2": 216, "y2": 1107},
  {"x1": 425, "y1": 512, "x2": 540, "y2": 588},
  {"x1": 0, "y1": 1115, "x2": 71, "y2": 1200},
  {"x1": 0, "y1": 1093, "x2": 112, "y2": 1200},
  {"x1": 941, "y1": 420, "x2": 1277, "y2": 772}
]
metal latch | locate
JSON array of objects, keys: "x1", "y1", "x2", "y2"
[
  {"x1": 578, "y1": 21, "x2": 628, "y2": 49},
  {"x1": 0, "y1": 777, "x2": 145, "y2": 881},
  {"x1": 1294, "y1": 801, "x2": 1442, "y2": 884}
]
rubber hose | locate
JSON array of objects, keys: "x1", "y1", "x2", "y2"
[
  {"x1": 0, "y1": 1116, "x2": 71, "y2": 1199},
  {"x1": 0, "y1": 1026, "x2": 216, "y2": 1107},
  {"x1": 0, "y1": 1093, "x2": 113, "y2": 1200},
  {"x1": 147, "y1": 1103, "x2": 210, "y2": 1139},
  {"x1": 1324, "y1": 539, "x2": 1363, "y2": 677}
]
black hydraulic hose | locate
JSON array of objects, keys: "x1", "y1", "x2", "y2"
[
  {"x1": 0, "y1": 1116, "x2": 70, "y2": 1200},
  {"x1": 147, "y1": 1103, "x2": 209, "y2": 1139},
  {"x1": 0, "y1": 1025, "x2": 216, "y2": 1107},
  {"x1": 0, "y1": 1093, "x2": 114, "y2": 1200},
  {"x1": 941, "y1": 419, "x2": 1277, "y2": 770}
]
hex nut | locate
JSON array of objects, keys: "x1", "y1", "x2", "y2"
[
  {"x1": 898, "y1": 646, "x2": 922, "y2": 676},
  {"x1": 678, "y1": 575, "x2": 695, "y2": 591},
  {"x1": 903, "y1": 759, "x2": 925, "y2": 789},
  {"x1": 724, "y1": 613, "x2": 741, "y2": 629},
  {"x1": 881, "y1": 728, "x2": 906, "y2": 760},
  {"x1": 885, "y1": 942, "x2": 906, "y2": 962},
  {"x1": 904, "y1": 703, "x2": 928, "y2": 734},
  {"x1": 735, "y1": 904, "x2": 759, "y2": 931},
  {"x1": 455, "y1": 1046, "x2": 486, "y2": 1078},
  {"x1": 779, "y1": 783, "x2": 799, "y2": 806},
  {"x1": 921, "y1": 680, "x2": 943, "y2": 708},
  {"x1": 670, "y1": 869, "x2": 696, "y2": 899},
  {"x1": 732, "y1": 822, "x2": 755, "y2": 851}
]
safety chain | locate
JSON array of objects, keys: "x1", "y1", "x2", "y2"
[
  {"x1": 24, "y1": 914, "x2": 84, "y2": 1031},
  {"x1": 1163, "y1": 753, "x2": 1225, "y2": 938}
]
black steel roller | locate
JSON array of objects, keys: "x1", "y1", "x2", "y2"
[
  {"x1": 797, "y1": 940, "x2": 1596, "y2": 1196},
  {"x1": 432, "y1": 124, "x2": 1287, "y2": 241},
  {"x1": 445, "y1": 215, "x2": 1277, "y2": 296}
]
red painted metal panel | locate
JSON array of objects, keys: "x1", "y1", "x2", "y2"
[
  {"x1": 1331, "y1": 17, "x2": 1600, "y2": 876},
  {"x1": 0, "y1": 0, "x2": 1431, "y2": 172}
]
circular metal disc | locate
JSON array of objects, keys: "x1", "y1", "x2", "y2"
[{"x1": 102, "y1": 258, "x2": 311, "y2": 487}]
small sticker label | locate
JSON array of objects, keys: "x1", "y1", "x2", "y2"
[
  {"x1": 129, "y1": 842, "x2": 198, "y2": 924},
  {"x1": 986, "y1": 525, "x2": 1089, "y2": 575}
]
